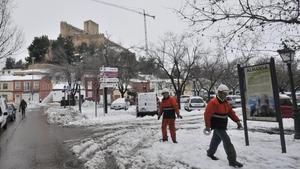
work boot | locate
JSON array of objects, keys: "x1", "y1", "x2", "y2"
[
  {"x1": 173, "y1": 140, "x2": 178, "y2": 143},
  {"x1": 207, "y1": 154, "x2": 219, "y2": 160},
  {"x1": 229, "y1": 161, "x2": 243, "y2": 168}
]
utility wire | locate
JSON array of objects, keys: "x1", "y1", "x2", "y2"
[{"x1": 90, "y1": 0, "x2": 155, "y2": 19}]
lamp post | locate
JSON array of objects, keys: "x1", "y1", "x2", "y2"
[
  {"x1": 31, "y1": 57, "x2": 35, "y2": 102},
  {"x1": 192, "y1": 79, "x2": 196, "y2": 96},
  {"x1": 77, "y1": 81, "x2": 82, "y2": 113},
  {"x1": 63, "y1": 85, "x2": 66, "y2": 108},
  {"x1": 277, "y1": 44, "x2": 300, "y2": 139}
]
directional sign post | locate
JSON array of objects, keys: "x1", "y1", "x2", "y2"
[{"x1": 99, "y1": 67, "x2": 119, "y2": 114}]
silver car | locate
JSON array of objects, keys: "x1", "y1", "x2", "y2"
[
  {"x1": 111, "y1": 98, "x2": 129, "y2": 110},
  {"x1": 184, "y1": 96, "x2": 206, "y2": 112}
]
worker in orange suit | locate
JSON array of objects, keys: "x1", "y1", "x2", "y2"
[
  {"x1": 204, "y1": 84, "x2": 243, "y2": 168},
  {"x1": 158, "y1": 88, "x2": 182, "y2": 143}
]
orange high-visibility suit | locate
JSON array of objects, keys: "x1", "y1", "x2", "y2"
[{"x1": 159, "y1": 96, "x2": 180, "y2": 142}]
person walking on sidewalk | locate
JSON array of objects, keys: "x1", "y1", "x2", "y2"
[
  {"x1": 19, "y1": 99, "x2": 27, "y2": 118},
  {"x1": 158, "y1": 88, "x2": 182, "y2": 143},
  {"x1": 204, "y1": 84, "x2": 244, "y2": 168}
]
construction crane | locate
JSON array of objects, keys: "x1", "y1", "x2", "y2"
[{"x1": 91, "y1": 0, "x2": 155, "y2": 57}]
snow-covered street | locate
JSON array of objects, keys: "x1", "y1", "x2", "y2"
[{"x1": 44, "y1": 101, "x2": 300, "y2": 169}]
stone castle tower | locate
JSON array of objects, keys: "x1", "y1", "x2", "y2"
[
  {"x1": 45, "y1": 20, "x2": 126, "y2": 62},
  {"x1": 60, "y1": 20, "x2": 105, "y2": 47}
]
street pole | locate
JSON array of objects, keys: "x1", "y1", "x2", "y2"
[
  {"x1": 94, "y1": 85, "x2": 97, "y2": 117},
  {"x1": 63, "y1": 85, "x2": 66, "y2": 108},
  {"x1": 104, "y1": 87, "x2": 108, "y2": 114},
  {"x1": 287, "y1": 62, "x2": 300, "y2": 139},
  {"x1": 78, "y1": 83, "x2": 82, "y2": 113},
  {"x1": 68, "y1": 84, "x2": 71, "y2": 109},
  {"x1": 31, "y1": 57, "x2": 35, "y2": 103},
  {"x1": 192, "y1": 79, "x2": 196, "y2": 96}
]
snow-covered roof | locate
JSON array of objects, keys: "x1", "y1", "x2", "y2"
[
  {"x1": 53, "y1": 83, "x2": 68, "y2": 90},
  {"x1": 130, "y1": 79, "x2": 148, "y2": 83},
  {"x1": 0, "y1": 75, "x2": 45, "y2": 81},
  {"x1": 53, "y1": 83, "x2": 86, "y2": 90}
]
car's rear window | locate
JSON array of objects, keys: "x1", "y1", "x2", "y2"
[
  {"x1": 191, "y1": 98, "x2": 203, "y2": 103},
  {"x1": 280, "y1": 99, "x2": 293, "y2": 106}
]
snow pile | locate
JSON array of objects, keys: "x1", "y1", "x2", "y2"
[
  {"x1": 44, "y1": 102, "x2": 300, "y2": 169},
  {"x1": 45, "y1": 106, "x2": 84, "y2": 125}
]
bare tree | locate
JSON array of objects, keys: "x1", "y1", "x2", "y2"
[
  {"x1": 115, "y1": 50, "x2": 138, "y2": 98},
  {"x1": 193, "y1": 53, "x2": 227, "y2": 101},
  {"x1": 222, "y1": 59, "x2": 240, "y2": 94},
  {"x1": 149, "y1": 33, "x2": 202, "y2": 107},
  {"x1": 0, "y1": 0, "x2": 24, "y2": 60},
  {"x1": 177, "y1": 0, "x2": 300, "y2": 48}
]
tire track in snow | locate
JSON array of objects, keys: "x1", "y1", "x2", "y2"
[{"x1": 69, "y1": 113, "x2": 203, "y2": 169}]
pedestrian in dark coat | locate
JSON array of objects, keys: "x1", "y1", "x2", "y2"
[{"x1": 19, "y1": 99, "x2": 27, "y2": 118}]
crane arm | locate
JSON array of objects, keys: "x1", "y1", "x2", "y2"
[{"x1": 91, "y1": 0, "x2": 155, "y2": 19}]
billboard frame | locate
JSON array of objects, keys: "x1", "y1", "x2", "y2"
[{"x1": 237, "y1": 57, "x2": 286, "y2": 153}]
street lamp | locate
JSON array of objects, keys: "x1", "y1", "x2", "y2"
[
  {"x1": 277, "y1": 44, "x2": 300, "y2": 139},
  {"x1": 31, "y1": 57, "x2": 35, "y2": 102},
  {"x1": 76, "y1": 81, "x2": 82, "y2": 113},
  {"x1": 192, "y1": 79, "x2": 196, "y2": 96}
]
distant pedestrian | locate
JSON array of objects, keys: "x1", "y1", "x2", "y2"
[
  {"x1": 204, "y1": 84, "x2": 243, "y2": 168},
  {"x1": 158, "y1": 88, "x2": 182, "y2": 143},
  {"x1": 19, "y1": 99, "x2": 27, "y2": 118}
]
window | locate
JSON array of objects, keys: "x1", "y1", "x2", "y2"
[
  {"x1": 34, "y1": 81, "x2": 39, "y2": 89},
  {"x1": 280, "y1": 98, "x2": 293, "y2": 106},
  {"x1": 15, "y1": 82, "x2": 21, "y2": 90},
  {"x1": 87, "y1": 91, "x2": 93, "y2": 97},
  {"x1": 24, "y1": 82, "x2": 30, "y2": 91},
  {"x1": 87, "y1": 81, "x2": 93, "y2": 89},
  {"x1": 3, "y1": 83, "x2": 8, "y2": 89},
  {"x1": 2, "y1": 95, "x2": 7, "y2": 100}
]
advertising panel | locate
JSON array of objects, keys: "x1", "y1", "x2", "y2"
[{"x1": 245, "y1": 64, "x2": 277, "y2": 122}]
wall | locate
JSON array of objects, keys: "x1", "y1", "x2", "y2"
[
  {"x1": 39, "y1": 77, "x2": 52, "y2": 100},
  {"x1": 0, "y1": 81, "x2": 14, "y2": 102}
]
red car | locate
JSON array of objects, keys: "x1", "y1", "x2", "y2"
[{"x1": 279, "y1": 94, "x2": 293, "y2": 118}]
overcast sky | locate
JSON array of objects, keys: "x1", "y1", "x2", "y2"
[{"x1": 11, "y1": 0, "x2": 189, "y2": 60}]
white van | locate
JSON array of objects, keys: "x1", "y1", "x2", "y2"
[
  {"x1": 0, "y1": 97, "x2": 8, "y2": 131},
  {"x1": 136, "y1": 92, "x2": 159, "y2": 117}
]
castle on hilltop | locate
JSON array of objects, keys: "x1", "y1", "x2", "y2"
[{"x1": 60, "y1": 20, "x2": 106, "y2": 47}]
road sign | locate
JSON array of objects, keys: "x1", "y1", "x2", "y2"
[
  {"x1": 98, "y1": 72, "x2": 118, "y2": 78},
  {"x1": 99, "y1": 67, "x2": 118, "y2": 78},
  {"x1": 100, "y1": 82, "x2": 118, "y2": 88},
  {"x1": 100, "y1": 78, "x2": 119, "y2": 83},
  {"x1": 99, "y1": 67, "x2": 118, "y2": 72}
]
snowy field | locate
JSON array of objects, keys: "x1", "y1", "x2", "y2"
[{"x1": 44, "y1": 101, "x2": 300, "y2": 169}]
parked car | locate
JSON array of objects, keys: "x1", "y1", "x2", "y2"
[
  {"x1": 247, "y1": 94, "x2": 294, "y2": 118},
  {"x1": 0, "y1": 97, "x2": 8, "y2": 131},
  {"x1": 180, "y1": 95, "x2": 190, "y2": 103},
  {"x1": 227, "y1": 95, "x2": 241, "y2": 108},
  {"x1": 7, "y1": 103, "x2": 17, "y2": 122},
  {"x1": 184, "y1": 96, "x2": 206, "y2": 112},
  {"x1": 279, "y1": 94, "x2": 293, "y2": 118},
  {"x1": 110, "y1": 98, "x2": 129, "y2": 110},
  {"x1": 136, "y1": 92, "x2": 159, "y2": 117}
]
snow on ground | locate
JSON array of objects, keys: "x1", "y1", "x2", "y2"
[{"x1": 44, "y1": 101, "x2": 300, "y2": 169}]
